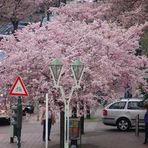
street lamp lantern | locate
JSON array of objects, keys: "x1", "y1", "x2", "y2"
[
  {"x1": 49, "y1": 59, "x2": 63, "y2": 87},
  {"x1": 71, "y1": 59, "x2": 85, "y2": 87}
]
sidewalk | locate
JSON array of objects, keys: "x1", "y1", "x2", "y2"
[{"x1": 0, "y1": 114, "x2": 147, "y2": 148}]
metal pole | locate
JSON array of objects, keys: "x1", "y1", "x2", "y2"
[
  {"x1": 60, "y1": 111, "x2": 64, "y2": 148},
  {"x1": 58, "y1": 85, "x2": 77, "y2": 148},
  {"x1": 59, "y1": 86, "x2": 67, "y2": 148},
  {"x1": 17, "y1": 96, "x2": 22, "y2": 148},
  {"x1": 45, "y1": 93, "x2": 49, "y2": 148},
  {"x1": 64, "y1": 102, "x2": 68, "y2": 148},
  {"x1": 67, "y1": 102, "x2": 70, "y2": 148},
  {"x1": 65, "y1": 86, "x2": 75, "y2": 148}
]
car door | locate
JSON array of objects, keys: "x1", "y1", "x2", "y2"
[
  {"x1": 126, "y1": 101, "x2": 145, "y2": 126},
  {"x1": 107, "y1": 101, "x2": 127, "y2": 124}
]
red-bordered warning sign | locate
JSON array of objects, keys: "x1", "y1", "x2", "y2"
[{"x1": 9, "y1": 76, "x2": 29, "y2": 96}]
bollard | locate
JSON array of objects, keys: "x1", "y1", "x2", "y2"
[{"x1": 135, "y1": 114, "x2": 139, "y2": 136}]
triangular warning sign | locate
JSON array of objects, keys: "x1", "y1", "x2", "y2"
[{"x1": 9, "y1": 76, "x2": 29, "y2": 97}]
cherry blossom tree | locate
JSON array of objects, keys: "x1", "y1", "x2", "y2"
[
  {"x1": 0, "y1": 2, "x2": 148, "y2": 112},
  {"x1": 0, "y1": 24, "x2": 147, "y2": 108},
  {"x1": 0, "y1": 0, "x2": 44, "y2": 32},
  {"x1": 57, "y1": 1, "x2": 148, "y2": 27},
  {"x1": 102, "y1": 0, "x2": 148, "y2": 27},
  {"x1": 0, "y1": 0, "x2": 5, "y2": 8},
  {"x1": 54, "y1": 2, "x2": 111, "y2": 23}
]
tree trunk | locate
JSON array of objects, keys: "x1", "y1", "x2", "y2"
[
  {"x1": 45, "y1": 5, "x2": 50, "y2": 22},
  {"x1": 86, "y1": 105, "x2": 91, "y2": 119},
  {"x1": 80, "y1": 116, "x2": 84, "y2": 134},
  {"x1": 80, "y1": 100, "x2": 84, "y2": 134},
  {"x1": 11, "y1": 20, "x2": 19, "y2": 33},
  {"x1": 72, "y1": 106, "x2": 77, "y2": 118},
  {"x1": 40, "y1": 15, "x2": 44, "y2": 27},
  {"x1": 47, "y1": 12, "x2": 50, "y2": 21}
]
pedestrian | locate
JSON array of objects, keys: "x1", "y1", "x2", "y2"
[
  {"x1": 143, "y1": 101, "x2": 148, "y2": 144},
  {"x1": 40, "y1": 105, "x2": 56, "y2": 142},
  {"x1": 134, "y1": 86, "x2": 141, "y2": 97},
  {"x1": 124, "y1": 84, "x2": 132, "y2": 98}
]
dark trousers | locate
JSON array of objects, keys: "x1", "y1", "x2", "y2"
[
  {"x1": 144, "y1": 123, "x2": 148, "y2": 143},
  {"x1": 43, "y1": 119, "x2": 52, "y2": 141}
]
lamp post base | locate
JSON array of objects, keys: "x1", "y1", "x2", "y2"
[
  {"x1": 10, "y1": 137, "x2": 14, "y2": 143},
  {"x1": 71, "y1": 140, "x2": 78, "y2": 148},
  {"x1": 65, "y1": 142, "x2": 69, "y2": 148}
]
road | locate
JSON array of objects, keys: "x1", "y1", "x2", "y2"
[{"x1": 0, "y1": 116, "x2": 147, "y2": 148}]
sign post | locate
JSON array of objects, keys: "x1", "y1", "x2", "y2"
[
  {"x1": 17, "y1": 96, "x2": 22, "y2": 148},
  {"x1": 45, "y1": 93, "x2": 49, "y2": 148},
  {"x1": 9, "y1": 76, "x2": 29, "y2": 148}
]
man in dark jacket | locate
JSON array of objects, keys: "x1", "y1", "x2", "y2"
[{"x1": 144, "y1": 107, "x2": 148, "y2": 144}]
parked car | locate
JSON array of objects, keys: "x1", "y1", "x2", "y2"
[
  {"x1": 0, "y1": 109, "x2": 10, "y2": 125},
  {"x1": 23, "y1": 104, "x2": 34, "y2": 116},
  {"x1": 0, "y1": 102, "x2": 10, "y2": 125},
  {"x1": 102, "y1": 98, "x2": 146, "y2": 131}
]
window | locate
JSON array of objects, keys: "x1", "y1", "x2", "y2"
[
  {"x1": 127, "y1": 101, "x2": 143, "y2": 110},
  {"x1": 109, "y1": 102, "x2": 126, "y2": 109}
]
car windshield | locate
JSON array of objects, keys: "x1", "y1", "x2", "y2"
[{"x1": 109, "y1": 101, "x2": 126, "y2": 109}]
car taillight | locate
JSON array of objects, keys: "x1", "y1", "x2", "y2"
[{"x1": 103, "y1": 109, "x2": 108, "y2": 116}]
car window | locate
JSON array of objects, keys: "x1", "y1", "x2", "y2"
[
  {"x1": 109, "y1": 102, "x2": 126, "y2": 109},
  {"x1": 127, "y1": 101, "x2": 144, "y2": 110}
]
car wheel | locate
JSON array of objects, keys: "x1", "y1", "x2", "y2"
[{"x1": 117, "y1": 118, "x2": 130, "y2": 131}]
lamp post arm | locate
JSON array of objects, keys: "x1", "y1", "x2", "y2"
[
  {"x1": 71, "y1": 66, "x2": 77, "y2": 88},
  {"x1": 68, "y1": 86, "x2": 76, "y2": 104},
  {"x1": 59, "y1": 86, "x2": 66, "y2": 103},
  {"x1": 49, "y1": 67, "x2": 57, "y2": 87}
]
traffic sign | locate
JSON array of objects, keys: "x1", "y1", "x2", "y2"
[{"x1": 9, "y1": 76, "x2": 29, "y2": 96}]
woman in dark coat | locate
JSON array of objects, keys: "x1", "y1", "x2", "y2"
[{"x1": 144, "y1": 103, "x2": 148, "y2": 144}]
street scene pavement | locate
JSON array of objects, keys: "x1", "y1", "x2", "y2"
[{"x1": 0, "y1": 114, "x2": 147, "y2": 148}]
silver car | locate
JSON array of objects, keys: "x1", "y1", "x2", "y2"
[{"x1": 102, "y1": 98, "x2": 146, "y2": 131}]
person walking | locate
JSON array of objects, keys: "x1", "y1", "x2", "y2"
[
  {"x1": 41, "y1": 105, "x2": 56, "y2": 141},
  {"x1": 143, "y1": 103, "x2": 148, "y2": 144},
  {"x1": 134, "y1": 87, "x2": 141, "y2": 97},
  {"x1": 124, "y1": 84, "x2": 132, "y2": 98}
]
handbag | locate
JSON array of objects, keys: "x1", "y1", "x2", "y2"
[
  {"x1": 41, "y1": 109, "x2": 45, "y2": 125},
  {"x1": 51, "y1": 113, "x2": 56, "y2": 125}
]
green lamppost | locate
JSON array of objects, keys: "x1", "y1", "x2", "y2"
[
  {"x1": 71, "y1": 59, "x2": 85, "y2": 88},
  {"x1": 50, "y1": 59, "x2": 84, "y2": 148},
  {"x1": 49, "y1": 59, "x2": 63, "y2": 87}
]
